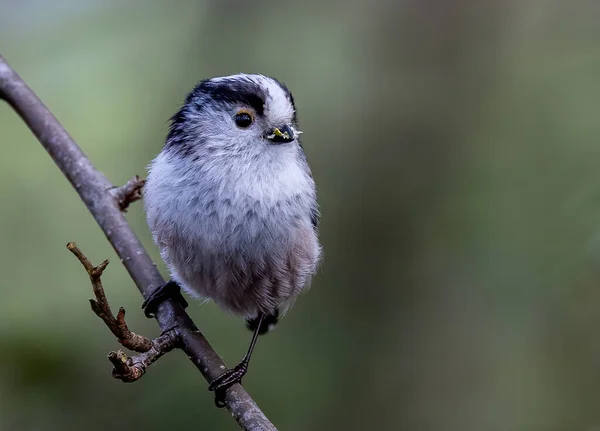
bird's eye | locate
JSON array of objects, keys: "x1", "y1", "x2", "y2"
[{"x1": 234, "y1": 110, "x2": 254, "y2": 128}]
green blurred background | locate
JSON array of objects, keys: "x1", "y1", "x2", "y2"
[{"x1": 2, "y1": 1, "x2": 600, "y2": 430}]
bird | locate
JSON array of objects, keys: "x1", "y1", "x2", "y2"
[{"x1": 142, "y1": 74, "x2": 322, "y2": 405}]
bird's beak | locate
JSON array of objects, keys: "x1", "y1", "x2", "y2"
[{"x1": 266, "y1": 124, "x2": 296, "y2": 144}]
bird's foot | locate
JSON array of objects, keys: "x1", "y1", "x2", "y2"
[
  {"x1": 141, "y1": 280, "x2": 188, "y2": 318},
  {"x1": 208, "y1": 361, "x2": 249, "y2": 408}
]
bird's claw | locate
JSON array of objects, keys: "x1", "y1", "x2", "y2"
[
  {"x1": 141, "y1": 280, "x2": 188, "y2": 318},
  {"x1": 208, "y1": 362, "x2": 249, "y2": 408}
]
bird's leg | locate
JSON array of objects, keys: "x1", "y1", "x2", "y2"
[
  {"x1": 141, "y1": 280, "x2": 188, "y2": 318},
  {"x1": 209, "y1": 314, "x2": 265, "y2": 407}
]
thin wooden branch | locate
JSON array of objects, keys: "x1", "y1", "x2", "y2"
[
  {"x1": 68, "y1": 241, "x2": 178, "y2": 381},
  {"x1": 109, "y1": 331, "x2": 178, "y2": 382},
  {"x1": 67, "y1": 241, "x2": 153, "y2": 352},
  {"x1": 112, "y1": 175, "x2": 146, "y2": 212},
  {"x1": 0, "y1": 54, "x2": 276, "y2": 431}
]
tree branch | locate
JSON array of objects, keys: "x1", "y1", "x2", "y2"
[
  {"x1": 67, "y1": 241, "x2": 154, "y2": 352},
  {"x1": 68, "y1": 240, "x2": 179, "y2": 382},
  {"x1": 108, "y1": 331, "x2": 178, "y2": 382},
  {"x1": 0, "y1": 54, "x2": 276, "y2": 431},
  {"x1": 112, "y1": 175, "x2": 146, "y2": 212}
]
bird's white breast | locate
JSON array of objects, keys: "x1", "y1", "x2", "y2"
[{"x1": 144, "y1": 144, "x2": 320, "y2": 317}]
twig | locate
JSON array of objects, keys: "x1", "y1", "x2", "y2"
[
  {"x1": 67, "y1": 241, "x2": 153, "y2": 352},
  {"x1": 68, "y1": 241, "x2": 177, "y2": 381},
  {"x1": 112, "y1": 175, "x2": 146, "y2": 212},
  {"x1": 109, "y1": 331, "x2": 177, "y2": 382},
  {"x1": 0, "y1": 54, "x2": 276, "y2": 431}
]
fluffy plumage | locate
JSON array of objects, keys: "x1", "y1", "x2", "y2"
[{"x1": 144, "y1": 74, "x2": 321, "y2": 327}]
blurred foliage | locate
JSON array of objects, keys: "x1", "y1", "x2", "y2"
[{"x1": 2, "y1": 0, "x2": 600, "y2": 430}]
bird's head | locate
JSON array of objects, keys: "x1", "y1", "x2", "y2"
[{"x1": 164, "y1": 74, "x2": 301, "y2": 159}]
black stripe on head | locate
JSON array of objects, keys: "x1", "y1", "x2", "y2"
[
  {"x1": 164, "y1": 104, "x2": 194, "y2": 156},
  {"x1": 190, "y1": 77, "x2": 267, "y2": 116}
]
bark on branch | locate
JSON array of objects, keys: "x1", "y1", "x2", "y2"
[
  {"x1": 108, "y1": 333, "x2": 176, "y2": 382},
  {"x1": 112, "y1": 175, "x2": 146, "y2": 212},
  {"x1": 0, "y1": 54, "x2": 276, "y2": 431}
]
